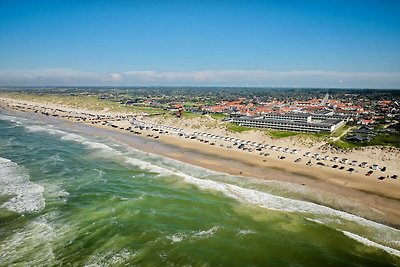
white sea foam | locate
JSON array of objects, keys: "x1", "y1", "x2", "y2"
[
  {"x1": 0, "y1": 157, "x2": 45, "y2": 213},
  {"x1": 341, "y1": 231, "x2": 400, "y2": 258},
  {"x1": 193, "y1": 226, "x2": 220, "y2": 239},
  {"x1": 84, "y1": 249, "x2": 138, "y2": 267},
  {"x1": 67, "y1": 137, "x2": 119, "y2": 153},
  {"x1": 0, "y1": 113, "x2": 27, "y2": 124},
  {"x1": 26, "y1": 125, "x2": 66, "y2": 135},
  {"x1": 305, "y1": 218, "x2": 325, "y2": 224},
  {"x1": 237, "y1": 229, "x2": 255, "y2": 235},
  {"x1": 0, "y1": 215, "x2": 59, "y2": 266},
  {"x1": 50, "y1": 153, "x2": 65, "y2": 162},
  {"x1": 167, "y1": 227, "x2": 220, "y2": 243},
  {"x1": 94, "y1": 169, "x2": 107, "y2": 182},
  {"x1": 25, "y1": 124, "x2": 118, "y2": 153},
  {"x1": 125, "y1": 157, "x2": 176, "y2": 175},
  {"x1": 166, "y1": 233, "x2": 186, "y2": 243},
  {"x1": 126, "y1": 145, "x2": 219, "y2": 177},
  {"x1": 59, "y1": 132, "x2": 85, "y2": 142}
]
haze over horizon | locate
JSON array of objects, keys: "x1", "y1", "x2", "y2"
[{"x1": 0, "y1": 0, "x2": 399, "y2": 88}]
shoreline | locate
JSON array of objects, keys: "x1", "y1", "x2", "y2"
[{"x1": 1, "y1": 97, "x2": 400, "y2": 227}]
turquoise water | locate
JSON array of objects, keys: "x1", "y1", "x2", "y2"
[{"x1": 0, "y1": 112, "x2": 399, "y2": 266}]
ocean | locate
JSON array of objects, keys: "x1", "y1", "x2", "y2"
[{"x1": 0, "y1": 112, "x2": 399, "y2": 266}]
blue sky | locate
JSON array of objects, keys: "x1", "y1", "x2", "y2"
[{"x1": 0, "y1": 0, "x2": 399, "y2": 88}]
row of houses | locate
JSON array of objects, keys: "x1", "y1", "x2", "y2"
[{"x1": 345, "y1": 126, "x2": 377, "y2": 142}]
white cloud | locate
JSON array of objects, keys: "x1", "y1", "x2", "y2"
[
  {"x1": 102, "y1": 73, "x2": 123, "y2": 82},
  {"x1": 0, "y1": 68, "x2": 100, "y2": 85},
  {"x1": 120, "y1": 70, "x2": 400, "y2": 88},
  {"x1": 0, "y1": 68, "x2": 399, "y2": 88}
]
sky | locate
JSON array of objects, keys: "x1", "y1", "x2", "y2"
[{"x1": 0, "y1": 0, "x2": 399, "y2": 88}]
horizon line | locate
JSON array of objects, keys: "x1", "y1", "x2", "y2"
[{"x1": 1, "y1": 85, "x2": 400, "y2": 90}]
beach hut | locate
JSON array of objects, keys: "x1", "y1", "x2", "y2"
[
  {"x1": 371, "y1": 164, "x2": 379, "y2": 170},
  {"x1": 313, "y1": 153, "x2": 321, "y2": 160},
  {"x1": 360, "y1": 162, "x2": 368, "y2": 168}
]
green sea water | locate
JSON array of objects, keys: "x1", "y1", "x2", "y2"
[{"x1": 0, "y1": 112, "x2": 399, "y2": 266}]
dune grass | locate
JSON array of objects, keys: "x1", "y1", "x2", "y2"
[
  {"x1": 225, "y1": 123, "x2": 331, "y2": 139},
  {"x1": 182, "y1": 111, "x2": 202, "y2": 119},
  {"x1": 226, "y1": 124, "x2": 253, "y2": 132},
  {"x1": 0, "y1": 92, "x2": 164, "y2": 114},
  {"x1": 330, "y1": 132, "x2": 400, "y2": 149},
  {"x1": 267, "y1": 130, "x2": 300, "y2": 138},
  {"x1": 266, "y1": 129, "x2": 329, "y2": 140},
  {"x1": 329, "y1": 139, "x2": 363, "y2": 149}
]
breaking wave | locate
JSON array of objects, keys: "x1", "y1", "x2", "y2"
[
  {"x1": 0, "y1": 217, "x2": 57, "y2": 266},
  {"x1": 25, "y1": 125, "x2": 118, "y2": 153},
  {"x1": 0, "y1": 113, "x2": 27, "y2": 124},
  {"x1": 84, "y1": 249, "x2": 138, "y2": 267},
  {"x1": 341, "y1": 231, "x2": 400, "y2": 258},
  {"x1": 0, "y1": 157, "x2": 45, "y2": 213}
]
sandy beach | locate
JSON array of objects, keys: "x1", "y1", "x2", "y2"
[{"x1": 1, "y1": 96, "x2": 400, "y2": 227}]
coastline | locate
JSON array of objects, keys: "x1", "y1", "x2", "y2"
[{"x1": 1, "y1": 96, "x2": 400, "y2": 228}]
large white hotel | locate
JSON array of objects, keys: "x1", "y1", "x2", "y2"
[{"x1": 226, "y1": 112, "x2": 347, "y2": 133}]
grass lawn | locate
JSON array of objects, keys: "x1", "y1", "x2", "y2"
[
  {"x1": 226, "y1": 123, "x2": 253, "y2": 132},
  {"x1": 330, "y1": 125, "x2": 352, "y2": 138},
  {"x1": 369, "y1": 133, "x2": 400, "y2": 147},
  {"x1": 209, "y1": 113, "x2": 226, "y2": 120}
]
